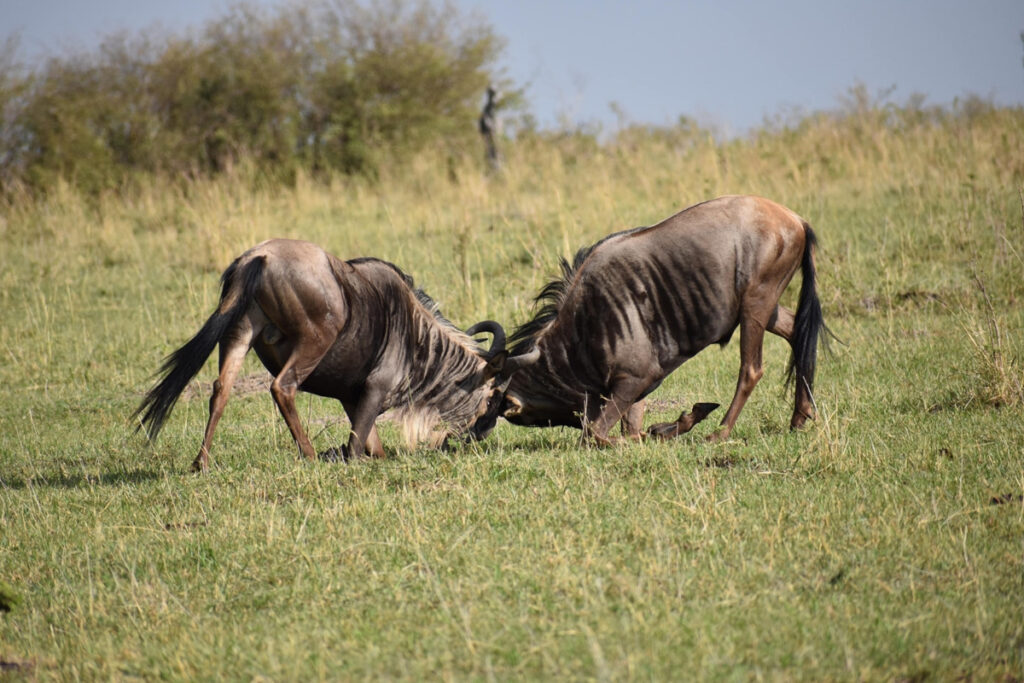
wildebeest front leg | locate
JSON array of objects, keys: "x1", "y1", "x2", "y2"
[
  {"x1": 620, "y1": 400, "x2": 645, "y2": 438},
  {"x1": 646, "y1": 402, "x2": 720, "y2": 440},
  {"x1": 319, "y1": 402, "x2": 385, "y2": 461},
  {"x1": 586, "y1": 378, "x2": 650, "y2": 445},
  {"x1": 343, "y1": 387, "x2": 387, "y2": 458}
]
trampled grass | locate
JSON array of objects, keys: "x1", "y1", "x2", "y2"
[{"x1": 1, "y1": 108, "x2": 1023, "y2": 679}]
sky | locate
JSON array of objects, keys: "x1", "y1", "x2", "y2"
[{"x1": 4, "y1": 0, "x2": 1024, "y2": 134}]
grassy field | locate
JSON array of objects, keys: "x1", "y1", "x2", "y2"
[{"x1": 2, "y1": 106, "x2": 1023, "y2": 680}]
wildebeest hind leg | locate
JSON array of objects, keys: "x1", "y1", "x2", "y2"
[
  {"x1": 192, "y1": 319, "x2": 256, "y2": 473},
  {"x1": 710, "y1": 316, "x2": 767, "y2": 441},
  {"x1": 767, "y1": 305, "x2": 815, "y2": 429},
  {"x1": 269, "y1": 338, "x2": 335, "y2": 461},
  {"x1": 646, "y1": 402, "x2": 720, "y2": 440}
]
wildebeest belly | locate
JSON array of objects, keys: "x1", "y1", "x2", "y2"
[{"x1": 251, "y1": 335, "x2": 379, "y2": 403}]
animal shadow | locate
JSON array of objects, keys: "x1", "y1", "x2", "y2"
[{"x1": 0, "y1": 467, "x2": 165, "y2": 490}]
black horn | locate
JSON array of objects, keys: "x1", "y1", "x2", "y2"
[
  {"x1": 504, "y1": 346, "x2": 540, "y2": 374},
  {"x1": 466, "y1": 320, "x2": 506, "y2": 357}
]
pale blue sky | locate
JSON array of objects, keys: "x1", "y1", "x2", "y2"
[{"x1": 4, "y1": 0, "x2": 1023, "y2": 133}]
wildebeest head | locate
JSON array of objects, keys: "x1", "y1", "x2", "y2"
[
  {"x1": 463, "y1": 321, "x2": 540, "y2": 441},
  {"x1": 497, "y1": 341, "x2": 579, "y2": 430},
  {"x1": 479, "y1": 250, "x2": 591, "y2": 433},
  {"x1": 382, "y1": 312, "x2": 510, "y2": 450}
]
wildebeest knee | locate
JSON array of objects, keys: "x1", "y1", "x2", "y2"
[{"x1": 742, "y1": 365, "x2": 764, "y2": 386}]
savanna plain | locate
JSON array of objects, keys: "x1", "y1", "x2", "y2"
[{"x1": 2, "y1": 106, "x2": 1023, "y2": 680}]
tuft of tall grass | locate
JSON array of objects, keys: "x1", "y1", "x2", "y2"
[{"x1": 958, "y1": 274, "x2": 1024, "y2": 408}]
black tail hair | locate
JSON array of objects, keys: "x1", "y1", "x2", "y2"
[
  {"x1": 786, "y1": 223, "x2": 830, "y2": 392},
  {"x1": 134, "y1": 256, "x2": 265, "y2": 439}
]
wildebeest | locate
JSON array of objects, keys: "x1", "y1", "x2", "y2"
[
  {"x1": 483, "y1": 195, "x2": 829, "y2": 444},
  {"x1": 135, "y1": 239, "x2": 529, "y2": 472}
]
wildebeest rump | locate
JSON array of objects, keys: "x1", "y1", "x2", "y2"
[
  {"x1": 135, "y1": 239, "x2": 525, "y2": 471},
  {"x1": 490, "y1": 195, "x2": 829, "y2": 444}
]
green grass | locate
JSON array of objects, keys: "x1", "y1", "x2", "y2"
[{"x1": 2, "y1": 108, "x2": 1023, "y2": 679}]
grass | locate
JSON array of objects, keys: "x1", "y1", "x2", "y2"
[{"x1": 2, "y1": 105, "x2": 1024, "y2": 680}]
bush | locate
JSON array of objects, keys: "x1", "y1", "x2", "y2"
[{"x1": 0, "y1": 0, "x2": 506, "y2": 196}]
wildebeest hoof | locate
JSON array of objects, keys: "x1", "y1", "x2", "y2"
[
  {"x1": 789, "y1": 412, "x2": 813, "y2": 430},
  {"x1": 646, "y1": 402, "x2": 720, "y2": 440},
  {"x1": 706, "y1": 429, "x2": 732, "y2": 443},
  {"x1": 318, "y1": 446, "x2": 348, "y2": 462},
  {"x1": 690, "y1": 402, "x2": 720, "y2": 420}
]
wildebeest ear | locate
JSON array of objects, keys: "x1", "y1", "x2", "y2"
[
  {"x1": 483, "y1": 350, "x2": 509, "y2": 380},
  {"x1": 502, "y1": 395, "x2": 524, "y2": 417}
]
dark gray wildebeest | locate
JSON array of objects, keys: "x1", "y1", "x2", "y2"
[
  {"x1": 135, "y1": 239, "x2": 528, "y2": 472},
  {"x1": 477, "y1": 195, "x2": 829, "y2": 445}
]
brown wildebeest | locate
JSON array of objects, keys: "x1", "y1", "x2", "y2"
[
  {"x1": 135, "y1": 239, "x2": 528, "y2": 472},
  {"x1": 478, "y1": 195, "x2": 829, "y2": 444}
]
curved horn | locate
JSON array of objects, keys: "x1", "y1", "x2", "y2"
[
  {"x1": 465, "y1": 320, "x2": 506, "y2": 356},
  {"x1": 503, "y1": 346, "x2": 540, "y2": 375}
]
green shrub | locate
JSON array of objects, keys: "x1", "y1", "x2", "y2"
[{"x1": 0, "y1": 0, "x2": 506, "y2": 196}]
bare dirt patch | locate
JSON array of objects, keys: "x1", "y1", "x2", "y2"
[{"x1": 181, "y1": 372, "x2": 272, "y2": 401}]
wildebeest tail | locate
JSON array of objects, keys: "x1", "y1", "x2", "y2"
[
  {"x1": 134, "y1": 255, "x2": 265, "y2": 439},
  {"x1": 786, "y1": 223, "x2": 828, "y2": 392}
]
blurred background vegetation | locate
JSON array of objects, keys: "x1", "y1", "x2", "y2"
[
  {"x1": 2, "y1": 0, "x2": 1020, "y2": 202},
  {"x1": 0, "y1": 0, "x2": 520, "y2": 196}
]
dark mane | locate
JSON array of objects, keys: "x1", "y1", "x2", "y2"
[
  {"x1": 508, "y1": 226, "x2": 646, "y2": 356},
  {"x1": 347, "y1": 256, "x2": 453, "y2": 328}
]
